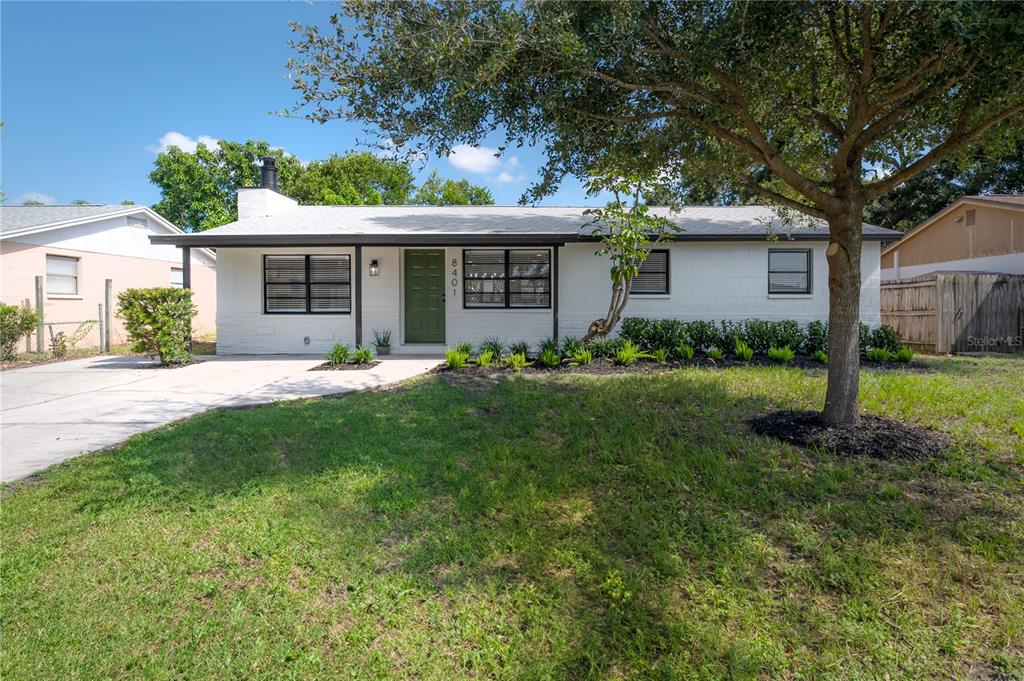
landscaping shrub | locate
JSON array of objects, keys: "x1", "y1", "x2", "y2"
[
  {"x1": 620, "y1": 317, "x2": 690, "y2": 351},
  {"x1": 0, "y1": 303, "x2": 38, "y2": 361},
  {"x1": 505, "y1": 351, "x2": 528, "y2": 373},
  {"x1": 684, "y1": 320, "x2": 722, "y2": 351},
  {"x1": 454, "y1": 341, "x2": 473, "y2": 356},
  {"x1": 866, "y1": 347, "x2": 893, "y2": 362},
  {"x1": 509, "y1": 340, "x2": 531, "y2": 358},
  {"x1": 651, "y1": 348, "x2": 668, "y2": 364},
  {"x1": 895, "y1": 345, "x2": 914, "y2": 363},
  {"x1": 352, "y1": 346, "x2": 375, "y2": 364},
  {"x1": 767, "y1": 346, "x2": 795, "y2": 363},
  {"x1": 613, "y1": 340, "x2": 645, "y2": 366},
  {"x1": 859, "y1": 323, "x2": 872, "y2": 353},
  {"x1": 733, "y1": 339, "x2": 754, "y2": 361},
  {"x1": 675, "y1": 343, "x2": 694, "y2": 360},
  {"x1": 705, "y1": 346, "x2": 725, "y2": 361},
  {"x1": 445, "y1": 348, "x2": 469, "y2": 369},
  {"x1": 870, "y1": 325, "x2": 903, "y2": 354},
  {"x1": 328, "y1": 342, "x2": 351, "y2": 365},
  {"x1": 117, "y1": 288, "x2": 196, "y2": 364},
  {"x1": 560, "y1": 336, "x2": 584, "y2": 357},
  {"x1": 537, "y1": 337, "x2": 559, "y2": 357},
  {"x1": 813, "y1": 349, "x2": 829, "y2": 364},
  {"x1": 538, "y1": 348, "x2": 561, "y2": 368},
  {"x1": 479, "y1": 337, "x2": 504, "y2": 358},
  {"x1": 570, "y1": 348, "x2": 593, "y2": 365},
  {"x1": 587, "y1": 337, "x2": 622, "y2": 358},
  {"x1": 803, "y1": 320, "x2": 828, "y2": 356},
  {"x1": 476, "y1": 350, "x2": 495, "y2": 368}
]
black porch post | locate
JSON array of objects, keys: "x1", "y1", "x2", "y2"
[
  {"x1": 355, "y1": 245, "x2": 363, "y2": 347},
  {"x1": 182, "y1": 246, "x2": 192, "y2": 288}
]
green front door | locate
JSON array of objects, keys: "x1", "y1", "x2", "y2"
[{"x1": 404, "y1": 249, "x2": 446, "y2": 343}]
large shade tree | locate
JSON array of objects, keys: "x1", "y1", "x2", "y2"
[{"x1": 290, "y1": 0, "x2": 1024, "y2": 424}]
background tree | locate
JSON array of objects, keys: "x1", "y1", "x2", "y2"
[
  {"x1": 413, "y1": 170, "x2": 494, "y2": 206},
  {"x1": 285, "y1": 151, "x2": 416, "y2": 205},
  {"x1": 865, "y1": 140, "x2": 1024, "y2": 232},
  {"x1": 70, "y1": 199, "x2": 90, "y2": 205},
  {"x1": 149, "y1": 139, "x2": 300, "y2": 232},
  {"x1": 290, "y1": 1, "x2": 1024, "y2": 424},
  {"x1": 21, "y1": 200, "x2": 45, "y2": 206}
]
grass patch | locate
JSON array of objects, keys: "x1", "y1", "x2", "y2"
[{"x1": 2, "y1": 356, "x2": 1022, "y2": 678}]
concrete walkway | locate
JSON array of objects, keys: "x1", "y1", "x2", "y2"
[{"x1": 0, "y1": 354, "x2": 440, "y2": 482}]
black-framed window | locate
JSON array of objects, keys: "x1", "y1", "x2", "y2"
[
  {"x1": 264, "y1": 254, "x2": 351, "y2": 314},
  {"x1": 463, "y1": 249, "x2": 551, "y2": 308},
  {"x1": 632, "y1": 249, "x2": 669, "y2": 294},
  {"x1": 768, "y1": 249, "x2": 812, "y2": 294}
]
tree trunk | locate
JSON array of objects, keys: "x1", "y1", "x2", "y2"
[
  {"x1": 583, "y1": 280, "x2": 632, "y2": 342},
  {"x1": 822, "y1": 205, "x2": 864, "y2": 425}
]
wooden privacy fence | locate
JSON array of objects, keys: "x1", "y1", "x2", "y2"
[{"x1": 881, "y1": 271, "x2": 1024, "y2": 354}]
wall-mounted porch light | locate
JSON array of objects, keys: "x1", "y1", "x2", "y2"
[{"x1": 369, "y1": 259, "x2": 380, "y2": 277}]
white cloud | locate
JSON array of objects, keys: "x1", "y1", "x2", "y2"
[
  {"x1": 506, "y1": 156, "x2": 519, "y2": 168},
  {"x1": 147, "y1": 131, "x2": 220, "y2": 154},
  {"x1": 15, "y1": 191, "x2": 56, "y2": 205},
  {"x1": 447, "y1": 144, "x2": 501, "y2": 173},
  {"x1": 496, "y1": 171, "x2": 515, "y2": 183}
]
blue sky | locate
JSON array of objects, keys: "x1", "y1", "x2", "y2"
[{"x1": 1, "y1": 1, "x2": 598, "y2": 207}]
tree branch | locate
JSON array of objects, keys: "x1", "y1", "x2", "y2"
[{"x1": 740, "y1": 177, "x2": 828, "y2": 221}]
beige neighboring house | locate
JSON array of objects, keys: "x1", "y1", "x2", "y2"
[
  {"x1": 881, "y1": 195, "x2": 1024, "y2": 281},
  {"x1": 1, "y1": 205, "x2": 216, "y2": 350}
]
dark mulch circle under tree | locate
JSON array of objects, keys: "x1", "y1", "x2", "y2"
[
  {"x1": 748, "y1": 410, "x2": 948, "y2": 460},
  {"x1": 310, "y1": 361, "x2": 382, "y2": 371}
]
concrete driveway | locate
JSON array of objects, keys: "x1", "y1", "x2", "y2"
[{"x1": 0, "y1": 354, "x2": 440, "y2": 483}]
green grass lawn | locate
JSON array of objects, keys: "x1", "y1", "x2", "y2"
[{"x1": 2, "y1": 356, "x2": 1022, "y2": 679}]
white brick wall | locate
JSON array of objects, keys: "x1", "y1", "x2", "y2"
[{"x1": 216, "y1": 241, "x2": 883, "y2": 354}]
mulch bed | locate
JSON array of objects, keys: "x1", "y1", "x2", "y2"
[
  {"x1": 433, "y1": 356, "x2": 928, "y2": 377},
  {"x1": 309, "y1": 361, "x2": 382, "y2": 371},
  {"x1": 748, "y1": 410, "x2": 948, "y2": 460}
]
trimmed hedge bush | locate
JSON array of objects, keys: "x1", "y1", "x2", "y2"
[
  {"x1": 1, "y1": 303, "x2": 38, "y2": 361},
  {"x1": 619, "y1": 317, "x2": 903, "y2": 358},
  {"x1": 117, "y1": 288, "x2": 196, "y2": 365}
]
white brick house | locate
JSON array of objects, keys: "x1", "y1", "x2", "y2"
[{"x1": 151, "y1": 162, "x2": 900, "y2": 355}]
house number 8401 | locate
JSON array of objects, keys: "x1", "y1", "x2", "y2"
[{"x1": 451, "y1": 258, "x2": 458, "y2": 293}]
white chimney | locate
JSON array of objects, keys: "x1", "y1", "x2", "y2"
[{"x1": 237, "y1": 156, "x2": 298, "y2": 220}]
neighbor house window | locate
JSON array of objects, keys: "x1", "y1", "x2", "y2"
[
  {"x1": 170, "y1": 267, "x2": 183, "y2": 288},
  {"x1": 263, "y1": 254, "x2": 351, "y2": 314},
  {"x1": 965, "y1": 208, "x2": 976, "y2": 226},
  {"x1": 463, "y1": 249, "x2": 551, "y2": 308},
  {"x1": 632, "y1": 249, "x2": 669, "y2": 294},
  {"x1": 768, "y1": 249, "x2": 812, "y2": 294},
  {"x1": 46, "y1": 255, "x2": 79, "y2": 295}
]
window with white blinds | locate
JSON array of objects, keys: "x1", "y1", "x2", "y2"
[
  {"x1": 768, "y1": 249, "x2": 812, "y2": 294},
  {"x1": 632, "y1": 249, "x2": 669, "y2": 294},
  {"x1": 170, "y1": 267, "x2": 184, "y2": 288},
  {"x1": 46, "y1": 255, "x2": 79, "y2": 295},
  {"x1": 463, "y1": 249, "x2": 551, "y2": 308},
  {"x1": 263, "y1": 254, "x2": 351, "y2": 314}
]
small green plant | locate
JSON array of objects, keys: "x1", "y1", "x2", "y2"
[
  {"x1": 651, "y1": 348, "x2": 668, "y2": 364},
  {"x1": 733, "y1": 339, "x2": 754, "y2": 361},
  {"x1": 476, "y1": 350, "x2": 495, "y2": 367},
  {"x1": 560, "y1": 336, "x2": 584, "y2": 357},
  {"x1": 480, "y1": 337, "x2": 504, "y2": 358},
  {"x1": 866, "y1": 347, "x2": 893, "y2": 362},
  {"x1": 445, "y1": 348, "x2": 469, "y2": 369},
  {"x1": 372, "y1": 328, "x2": 392, "y2": 347},
  {"x1": 537, "y1": 337, "x2": 559, "y2": 356},
  {"x1": 352, "y1": 346, "x2": 375, "y2": 364},
  {"x1": 812, "y1": 349, "x2": 829, "y2": 364},
  {"x1": 894, "y1": 345, "x2": 914, "y2": 363},
  {"x1": 538, "y1": 348, "x2": 561, "y2": 368},
  {"x1": 613, "y1": 340, "x2": 645, "y2": 366},
  {"x1": 50, "y1": 331, "x2": 69, "y2": 358},
  {"x1": 0, "y1": 303, "x2": 39, "y2": 361},
  {"x1": 767, "y1": 346, "x2": 795, "y2": 363},
  {"x1": 328, "y1": 342, "x2": 351, "y2": 365},
  {"x1": 454, "y1": 341, "x2": 473, "y2": 356},
  {"x1": 675, "y1": 343, "x2": 695, "y2": 360},
  {"x1": 705, "y1": 346, "x2": 725, "y2": 361},
  {"x1": 587, "y1": 338, "x2": 621, "y2": 358},
  {"x1": 509, "y1": 340, "x2": 531, "y2": 358},
  {"x1": 570, "y1": 348, "x2": 593, "y2": 365},
  {"x1": 505, "y1": 351, "x2": 528, "y2": 373}
]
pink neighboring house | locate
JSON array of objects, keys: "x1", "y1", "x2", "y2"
[{"x1": 1, "y1": 205, "x2": 216, "y2": 350}]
